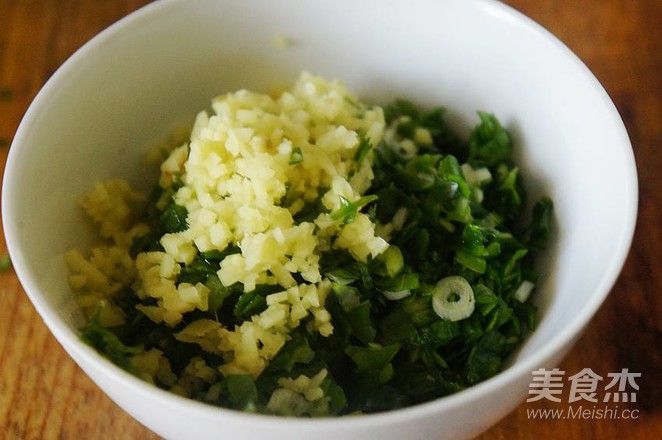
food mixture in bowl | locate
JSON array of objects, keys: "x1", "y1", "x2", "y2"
[{"x1": 65, "y1": 72, "x2": 553, "y2": 416}]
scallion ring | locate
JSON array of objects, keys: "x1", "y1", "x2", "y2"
[{"x1": 431, "y1": 276, "x2": 475, "y2": 321}]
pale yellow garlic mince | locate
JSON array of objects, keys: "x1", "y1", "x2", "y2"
[{"x1": 163, "y1": 72, "x2": 387, "y2": 377}]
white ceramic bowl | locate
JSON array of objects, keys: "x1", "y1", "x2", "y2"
[{"x1": 2, "y1": 0, "x2": 637, "y2": 439}]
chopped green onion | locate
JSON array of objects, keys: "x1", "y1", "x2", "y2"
[
  {"x1": 432, "y1": 276, "x2": 475, "y2": 321},
  {"x1": 205, "y1": 274, "x2": 232, "y2": 313},
  {"x1": 223, "y1": 375, "x2": 258, "y2": 410},
  {"x1": 354, "y1": 136, "x2": 372, "y2": 165},
  {"x1": 80, "y1": 316, "x2": 141, "y2": 374},
  {"x1": 330, "y1": 194, "x2": 378, "y2": 224},
  {"x1": 233, "y1": 290, "x2": 267, "y2": 319},
  {"x1": 345, "y1": 343, "x2": 401, "y2": 372},
  {"x1": 514, "y1": 280, "x2": 535, "y2": 303},
  {"x1": 474, "y1": 167, "x2": 492, "y2": 183},
  {"x1": 378, "y1": 245, "x2": 404, "y2": 278},
  {"x1": 461, "y1": 163, "x2": 492, "y2": 186},
  {"x1": 326, "y1": 268, "x2": 360, "y2": 285},
  {"x1": 345, "y1": 300, "x2": 377, "y2": 344},
  {"x1": 289, "y1": 147, "x2": 304, "y2": 165},
  {"x1": 377, "y1": 272, "x2": 419, "y2": 293},
  {"x1": 332, "y1": 283, "x2": 362, "y2": 311},
  {"x1": 391, "y1": 207, "x2": 408, "y2": 231},
  {"x1": 468, "y1": 111, "x2": 513, "y2": 167},
  {"x1": 439, "y1": 218, "x2": 455, "y2": 232},
  {"x1": 382, "y1": 289, "x2": 411, "y2": 301}
]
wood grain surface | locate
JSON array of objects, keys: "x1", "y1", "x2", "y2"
[{"x1": 1, "y1": 1, "x2": 660, "y2": 439}]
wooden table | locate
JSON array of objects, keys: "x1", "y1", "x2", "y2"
[{"x1": 1, "y1": 1, "x2": 660, "y2": 439}]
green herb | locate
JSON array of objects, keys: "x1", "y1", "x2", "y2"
[
  {"x1": 160, "y1": 203, "x2": 188, "y2": 233},
  {"x1": 318, "y1": 101, "x2": 553, "y2": 410},
  {"x1": 330, "y1": 194, "x2": 378, "y2": 224},
  {"x1": 376, "y1": 271, "x2": 419, "y2": 293},
  {"x1": 354, "y1": 136, "x2": 372, "y2": 166},
  {"x1": 222, "y1": 375, "x2": 258, "y2": 410},
  {"x1": 468, "y1": 112, "x2": 513, "y2": 167},
  {"x1": 345, "y1": 343, "x2": 401, "y2": 372},
  {"x1": 0, "y1": 255, "x2": 11, "y2": 271},
  {"x1": 80, "y1": 316, "x2": 141, "y2": 373},
  {"x1": 289, "y1": 147, "x2": 304, "y2": 165},
  {"x1": 526, "y1": 197, "x2": 554, "y2": 251},
  {"x1": 234, "y1": 289, "x2": 268, "y2": 319},
  {"x1": 205, "y1": 274, "x2": 233, "y2": 313},
  {"x1": 383, "y1": 99, "x2": 420, "y2": 122}
]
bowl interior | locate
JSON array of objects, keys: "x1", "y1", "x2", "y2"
[{"x1": 2, "y1": 0, "x2": 637, "y2": 439}]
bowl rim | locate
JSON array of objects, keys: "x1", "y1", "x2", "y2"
[{"x1": 1, "y1": 0, "x2": 639, "y2": 430}]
